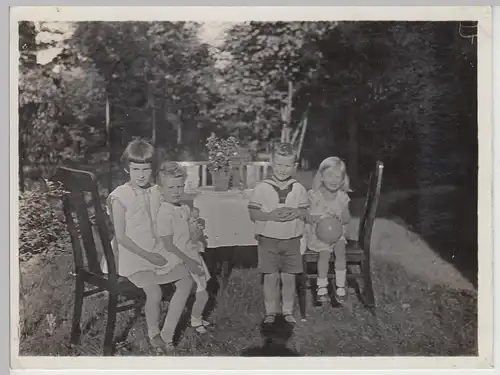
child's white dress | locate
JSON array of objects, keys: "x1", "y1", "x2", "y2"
[
  {"x1": 155, "y1": 199, "x2": 211, "y2": 292},
  {"x1": 101, "y1": 183, "x2": 180, "y2": 282},
  {"x1": 301, "y1": 189, "x2": 350, "y2": 254}
]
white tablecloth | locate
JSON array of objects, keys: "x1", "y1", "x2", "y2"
[{"x1": 193, "y1": 188, "x2": 258, "y2": 248}]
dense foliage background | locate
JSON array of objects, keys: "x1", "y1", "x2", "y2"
[{"x1": 19, "y1": 21, "x2": 477, "y2": 189}]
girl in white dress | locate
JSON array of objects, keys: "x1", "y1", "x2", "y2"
[{"x1": 104, "y1": 139, "x2": 194, "y2": 353}]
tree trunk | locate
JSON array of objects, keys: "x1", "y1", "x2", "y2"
[
  {"x1": 296, "y1": 110, "x2": 309, "y2": 163},
  {"x1": 106, "y1": 94, "x2": 112, "y2": 195},
  {"x1": 348, "y1": 109, "x2": 359, "y2": 187},
  {"x1": 152, "y1": 106, "x2": 157, "y2": 147},
  {"x1": 281, "y1": 81, "x2": 293, "y2": 143},
  {"x1": 414, "y1": 24, "x2": 442, "y2": 250},
  {"x1": 177, "y1": 108, "x2": 182, "y2": 145},
  {"x1": 19, "y1": 133, "x2": 25, "y2": 193}
]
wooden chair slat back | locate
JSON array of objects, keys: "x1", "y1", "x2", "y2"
[
  {"x1": 358, "y1": 161, "x2": 384, "y2": 252},
  {"x1": 61, "y1": 195, "x2": 85, "y2": 272},
  {"x1": 53, "y1": 167, "x2": 117, "y2": 277},
  {"x1": 73, "y1": 190, "x2": 102, "y2": 273}
]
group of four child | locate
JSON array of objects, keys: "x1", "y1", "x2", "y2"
[{"x1": 107, "y1": 138, "x2": 351, "y2": 353}]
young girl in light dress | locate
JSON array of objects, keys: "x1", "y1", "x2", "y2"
[
  {"x1": 103, "y1": 139, "x2": 194, "y2": 353},
  {"x1": 303, "y1": 156, "x2": 352, "y2": 304},
  {"x1": 150, "y1": 161, "x2": 212, "y2": 334}
]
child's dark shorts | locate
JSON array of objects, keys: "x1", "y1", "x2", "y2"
[{"x1": 257, "y1": 235, "x2": 303, "y2": 274}]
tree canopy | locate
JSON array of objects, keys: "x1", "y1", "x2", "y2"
[{"x1": 18, "y1": 20, "x2": 477, "y2": 192}]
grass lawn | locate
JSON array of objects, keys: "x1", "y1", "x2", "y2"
[
  {"x1": 17, "y1": 169, "x2": 478, "y2": 357},
  {"x1": 18, "y1": 220, "x2": 477, "y2": 357},
  {"x1": 18, "y1": 245, "x2": 477, "y2": 357}
]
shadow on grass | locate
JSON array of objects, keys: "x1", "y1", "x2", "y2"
[{"x1": 240, "y1": 315, "x2": 300, "y2": 357}]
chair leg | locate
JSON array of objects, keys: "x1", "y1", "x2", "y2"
[
  {"x1": 221, "y1": 260, "x2": 230, "y2": 290},
  {"x1": 362, "y1": 259, "x2": 375, "y2": 309},
  {"x1": 329, "y1": 276, "x2": 342, "y2": 308},
  {"x1": 310, "y1": 276, "x2": 318, "y2": 306},
  {"x1": 348, "y1": 263, "x2": 365, "y2": 306},
  {"x1": 103, "y1": 292, "x2": 118, "y2": 356},
  {"x1": 70, "y1": 274, "x2": 85, "y2": 345},
  {"x1": 220, "y1": 247, "x2": 235, "y2": 291}
]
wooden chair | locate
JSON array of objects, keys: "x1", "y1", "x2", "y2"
[
  {"x1": 53, "y1": 166, "x2": 148, "y2": 356},
  {"x1": 297, "y1": 160, "x2": 384, "y2": 319}
]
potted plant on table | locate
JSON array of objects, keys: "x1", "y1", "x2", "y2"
[{"x1": 206, "y1": 133, "x2": 239, "y2": 191}]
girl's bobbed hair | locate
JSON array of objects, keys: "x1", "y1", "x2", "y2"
[
  {"x1": 120, "y1": 138, "x2": 155, "y2": 170},
  {"x1": 312, "y1": 156, "x2": 352, "y2": 192}
]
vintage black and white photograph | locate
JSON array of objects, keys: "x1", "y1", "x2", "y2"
[{"x1": 12, "y1": 6, "x2": 493, "y2": 369}]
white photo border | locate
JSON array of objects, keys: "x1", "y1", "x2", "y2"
[{"x1": 8, "y1": 5, "x2": 494, "y2": 372}]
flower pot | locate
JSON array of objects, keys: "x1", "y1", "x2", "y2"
[{"x1": 213, "y1": 170, "x2": 230, "y2": 191}]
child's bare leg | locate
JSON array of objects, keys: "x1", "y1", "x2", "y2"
[
  {"x1": 191, "y1": 288, "x2": 210, "y2": 333},
  {"x1": 281, "y1": 272, "x2": 296, "y2": 322},
  {"x1": 263, "y1": 273, "x2": 280, "y2": 322},
  {"x1": 317, "y1": 250, "x2": 331, "y2": 298},
  {"x1": 191, "y1": 290, "x2": 209, "y2": 320},
  {"x1": 317, "y1": 250, "x2": 330, "y2": 280},
  {"x1": 333, "y1": 240, "x2": 347, "y2": 299},
  {"x1": 160, "y1": 276, "x2": 194, "y2": 344},
  {"x1": 143, "y1": 285, "x2": 162, "y2": 340}
]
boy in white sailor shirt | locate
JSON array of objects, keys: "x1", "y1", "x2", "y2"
[{"x1": 248, "y1": 142, "x2": 309, "y2": 324}]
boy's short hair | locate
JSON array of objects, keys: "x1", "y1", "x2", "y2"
[
  {"x1": 272, "y1": 142, "x2": 297, "y2": 161},
  {"x1": 120, "y1": 139, "x2": 155, "y2": 169},
  {"x1": 157, "y1": 161, "x2": 187, "y2": 186}
]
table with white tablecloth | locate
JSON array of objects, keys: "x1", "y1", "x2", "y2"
[
  {"x1": 193, "y1": 188, "x2": 257, "y2": 248},
  {"x1": 187, "y1": 187, "x2": 258, "y2": 290}
]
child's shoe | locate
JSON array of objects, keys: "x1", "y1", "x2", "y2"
[
  {"x1": 191, "y1": 317, "x2": 212, "y2": 334},
  {"x1": 334, "y1": 286, "x2": 348, "y2": 304},
  {"x1": 317, "y1": 286, "x2": 330, "y2": 304},
  {"x1": 263, "y1": 314, "x2": 276, "y2": 324},
  {"x1": 149, "y1": 334, "x2": 175, "y2": 354},
  {"x1": 334, "y1": 270, "x2": 348, "y2": 304}
]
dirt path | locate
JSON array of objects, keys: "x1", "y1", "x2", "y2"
[{"x1": 348, "y1": 217, "x2": 476, "y2": 293}]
